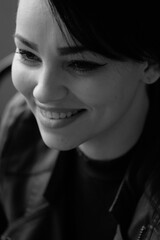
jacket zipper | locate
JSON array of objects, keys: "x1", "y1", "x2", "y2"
[{"x1": 137, "y1": 225, "x2": 147, "y2": 240}]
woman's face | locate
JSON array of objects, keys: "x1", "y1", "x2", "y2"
[{"x1": 12, "y1": 0, "x2": 149, "y2": 158}]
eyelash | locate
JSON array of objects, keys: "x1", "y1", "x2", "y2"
[
  {"x1": 67, "y1": 60, "x2": 106, "y2": 73},
  {"x1": 16, "y1": 49, "x2": 41, "y2": 64},
  {"x1": 16, "y1": 49, "x2": 106, "y2": 72}
]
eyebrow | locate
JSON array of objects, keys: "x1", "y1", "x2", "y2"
[
  {"x1": 58, "y1": 46, "x2": 88, "y2": 55},
  {"x1": 14, "y1": 33, "x2": 88, "y2": 56},
  {"x1": 14, "y1": 34, "x2": 39, "y2": 52}
]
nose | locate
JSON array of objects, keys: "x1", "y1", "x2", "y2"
[{"x1": 33, "y1": 68, "x2": 68, "y2": 103}]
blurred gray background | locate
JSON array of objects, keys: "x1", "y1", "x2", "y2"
[
  {"x1": 0, "y1": 0, "x2": 18, "y2": 119},
  {"x1": 0, "y1": 0, "x2": 18, "y2": 60}
]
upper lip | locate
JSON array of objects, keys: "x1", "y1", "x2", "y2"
[{"x1": 35, "y1": 102, "x2": 85, "y2": 113}]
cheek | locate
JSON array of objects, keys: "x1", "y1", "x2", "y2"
[
  {"x1": 73, "y1": 77, "x2": 121, "y2": 108},
  {"x1": 76, "y1": 76, "x2": 138, "y2": 119},
  {"x1": 12, "y1": 60, "x2": 34, "y2": 98}
]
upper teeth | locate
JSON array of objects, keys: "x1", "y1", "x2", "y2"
[{"x1": 41, "y1": 110, "x2": 78, "y2": 119}]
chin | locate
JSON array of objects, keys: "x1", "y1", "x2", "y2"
[{"x1": 40, "y1": 131, "x2": 80, "y2": 151}]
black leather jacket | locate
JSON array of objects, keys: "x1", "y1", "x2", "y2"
[{"x1": 0, "y1": 81, "x2": 160, "y2": 240}]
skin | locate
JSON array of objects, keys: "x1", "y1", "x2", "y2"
[{"x1": 12, "y1": 0, "x2": 153, "y2": 160}]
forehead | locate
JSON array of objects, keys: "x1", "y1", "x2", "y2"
[
  {"x1": 17, "y1": 0, "x2": 50, "y2": 25},
  {"x1": 16, "y1": 0, "x2": 76, "y2": 48}
]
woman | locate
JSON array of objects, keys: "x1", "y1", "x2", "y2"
[{"x1": 1, "y1": 0, "x2": 160, "y2": 239}]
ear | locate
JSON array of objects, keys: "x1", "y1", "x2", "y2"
[{"x1": 143, "y1": 61, "x2": 160, "y2": 85}]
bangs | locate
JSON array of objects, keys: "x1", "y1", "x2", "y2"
[{"x1": 48, "y1": 0, "x2": 159, "y2": 62}]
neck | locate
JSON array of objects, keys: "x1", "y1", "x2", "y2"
[{"x1": 79, "y1": 87, "x2": 149, "y2": 161}]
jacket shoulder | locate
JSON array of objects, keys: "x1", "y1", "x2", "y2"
[
  {"x1": 0, "y1": 93, "x2": 44, "y2": 173},
  {"x1": 0, "y1": 93, "x2": 30, "y2": 147},
  {"x1": 0, "y1": 92, "x2": 58, "y2": 175},
  {"x1": 0, "y1": 93, "x2": 37, "y2": 156}
]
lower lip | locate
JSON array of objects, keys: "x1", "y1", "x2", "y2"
[{"x1": 36, "y1": 108, "x2": 86, "y2": 129}]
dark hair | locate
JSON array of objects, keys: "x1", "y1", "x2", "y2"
[{"x1": 48, "y1": 0, "x2": 160, "y2": 63}]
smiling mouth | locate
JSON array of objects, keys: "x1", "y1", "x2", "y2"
[{"x1": 40, "y1": 109, "x2": 85, "y2": 120}]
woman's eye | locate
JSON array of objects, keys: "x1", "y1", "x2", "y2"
[
  {"x1": 16, "y1": 49, "x2": 41, "y2": 64},
  {"x1": 68, "y1": 60, "x2": 106, "y2": 73}
]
